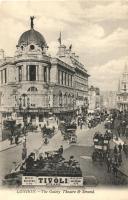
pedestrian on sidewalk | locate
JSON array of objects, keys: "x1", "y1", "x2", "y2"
[
  {"x1": 112, "y1": 161, "x2": 118, "y2": 177},
  {"x1": 121, "y1": 120, "x2": 126, "y2": 136},
  {"x1": 123, "y1": 142, "x2": 128, "y2": 159},
  {"x1": 106, "y1": 156, "x2": 111, "y2": 173},
  {"x1": 80, "y1": 120, "x2": 83, "y2": 129},
  {"x1": 118, "y1": 153, "x2": 122, "y2": 166},
  {"x1": 15, "y1": 135, "x2": 18, "y2": 145},
  {"x1": 9, "y1": 134, "x2": 13, "y2": 145},
  {"x1": 118, "y1": 143, "x2": 122, "y2": 153},
  {"x1": 22, "y1": 146, "x2": 27, "y2": 160},
  {"x1": 114, "y1": 145, "x2": 118, "y2": 154},
  {"x1": 125, "y1": 124, "x2": 128, "y2": 139},
  {"x1": 22, "y1": 135, "x2": 26, "y2": 148}
]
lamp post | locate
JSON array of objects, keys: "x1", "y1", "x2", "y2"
[{"x1": 19, "y1": 94, "x2": 30, "y2": 159}]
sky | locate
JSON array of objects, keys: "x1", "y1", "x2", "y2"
[{"x1": 0, "y1": 0, "x2": 128, "y2": 91}]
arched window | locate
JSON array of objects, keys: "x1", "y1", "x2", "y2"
[
  {"x1": 64, "y1": 93, "x2": 68, "y2": 105},
  {"x1": 124, "y1": 84, "x2": 126, "y2": 91},
  {"x1": 28, "y1": 87, "x2": 38, "y2": 92},
  {"x1": 68, "y1": 94, "x2": 71, "y2": 105},
  {"x1": 59, "y1": 91, "x2": 62, "y2": 106}
]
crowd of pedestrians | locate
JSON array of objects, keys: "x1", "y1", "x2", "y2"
[
  {"x1": 107, "y1": 110, "x2": 128, "y2": 139},
  {"x1": 105, "y1": 142, "x2": 128, "y2": 179},
  {"x1": 92, "y1": 109, "x2": 128, "y2": 182}
]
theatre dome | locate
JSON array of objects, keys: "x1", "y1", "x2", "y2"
[{"x1": 17, "y1": 17, "x2": 47, "y2": 49}]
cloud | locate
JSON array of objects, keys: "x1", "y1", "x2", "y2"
[
  {"x1": 0, "y1": 0, "x2": 127, "y2": 91},
  {"x1": 82, "y1": 1, "x2": 128, "y2": 22},
  {"x1": 89, "y1": 56, "x2": 128, "y2": 91}
]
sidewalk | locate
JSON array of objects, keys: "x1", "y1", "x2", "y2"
[
  {"x1": 109, "y1": 135, "x2": 128, "y2": 180},
  {"x1": 0, "y1": 138, "x2": 23, "y2": 152},
  {"x1": 0, "y1": 119, "x2": 59, "y2": 153}
]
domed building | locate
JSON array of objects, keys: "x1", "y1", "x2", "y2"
[{"x1": 0, "y1": 17, "x2": 89, "y2": 135}]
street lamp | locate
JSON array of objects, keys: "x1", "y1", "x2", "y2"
[{"x1": 19, "y1": 93, "x2": 30, "y2": 159}]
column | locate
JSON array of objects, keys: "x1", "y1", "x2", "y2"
[
  {"x1": 16, "y1": 67, "x2": 18, "y2": 82},
  {"x1": 36, "y1": 66, "x2": 38, "y2": 81},
  {"x1": 47, "y1": 67, "x2": 49, "y2": 82},
  {"x1": 22, "y1": 64, "x2": 26, "y2": 81},
  {"x1": 38, "y1": 65, "x2": 41, "y2": 81},
  {"x1": 42, "y1": 66, "x2": 44, "y2": 82},
  {"x1": 26, "y1": 65, "x2": 29, "y2": 81},
  {"x1": 60, "y1": 70, "x2": 62, "y2": 84},
  {"x1": 49, "y1": 68, "x2": 50, "y2": 82}
]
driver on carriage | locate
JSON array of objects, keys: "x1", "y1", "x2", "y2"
[{"x1": 58, "y1": 145, "x2": 63, "y2": 156}]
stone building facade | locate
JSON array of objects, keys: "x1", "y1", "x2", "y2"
[
  {"x1": 88, "y1": 86, "x2": 100, "y2": 111},
  {"x1": 0, "y1": 18, "x2": 89, "y2": 125},
  {"x1": 117, "y1": 63, "x2": 128, "y2": 111}
]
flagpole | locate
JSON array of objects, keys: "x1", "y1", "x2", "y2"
[
  {"x1": 58, "y1": 32, "x2": 62, "y2": 46},
  {"x1": 60, "y1": 32, "x2": 61, "y2": 45}
]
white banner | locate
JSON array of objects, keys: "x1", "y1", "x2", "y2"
[{"x1": 22, "y1": 176, "x2": 83, "y2": 186}]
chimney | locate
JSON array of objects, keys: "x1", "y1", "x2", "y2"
[
  {"x1": 57, "y1": 45, "x2": 66, "y2": 57},
  {"x1": 0, "y1": 49, "x2": 4, "y2": 59}
]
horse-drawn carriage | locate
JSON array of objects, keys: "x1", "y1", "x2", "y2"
[
  {"x1": 59, "y1": 121, "x2": 77, "y2": 143},
  {"x1": 92, "y1": 132, "x2": 111, "y2": 162},
  {"x1": 41, "y1": 126, "x2": 55, "y2": 139}
]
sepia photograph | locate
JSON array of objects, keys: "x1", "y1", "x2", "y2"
[{"x1": 0, "y1": 0, "x2": 128, "y2": 199}]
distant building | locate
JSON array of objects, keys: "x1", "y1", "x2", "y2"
[
  {"x1": 117, "y1": 63, "x2": 128, "y2": 111},
  {"x1": 88, "y1": 86, "x2": 100, "y2": 111},
  {"x1": 100, "y1": 91, "x2": 117, "y2": 110}
]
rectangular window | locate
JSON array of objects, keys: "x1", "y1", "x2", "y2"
[
  {"x1": 44, "y1": 67, "x2": 47, "y2": 82},
  {"x1": 18, "y1": 66, "x2": 22, "y2": 82},
  {"x1": 48, "y1": 67, "x2": 50, "y2": 82},
  {"x1": 29, "y1": 65, "x2": 36, "y2": 81},
  {"x1": 4, "y1": 69, "x2": 7, "y2": 83},
  {"x1": 69, "y1": 75, "x2": 71, "y2": 86},
  {"x1": 1, "y1": 70, "x2": 3, "y2": 84},
  {"x1": 71, "y1": 75, "x2": 72, "y2": 87},
  {"x1": 3, "y1": 70, "x2": 5, "y2": 83},
  {"x1": 26, "y1": 65, "x2": 29, "y2": 81},
  {"x1": 60, "y1": 70, "x2": 62, "y2": 84},
  {"x1": 58, "y1": 70, "x2": 60, "y2": 84},
  {"x1": 65, "y1": 73, "x2": 67, "y2": 85},
  {"x1": 68, "y1": 74, "x2": 70, "y2": 86},
  {"x1": 61, "y1": 71, "x2": 63, "y2": 85},
  {"x1": 124, "y1": 84, "x2": 126, "y2": 91}
]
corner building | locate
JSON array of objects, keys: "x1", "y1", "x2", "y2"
[{"x1": 0, "y1": 19, "x2": 89, "y2": 125}]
